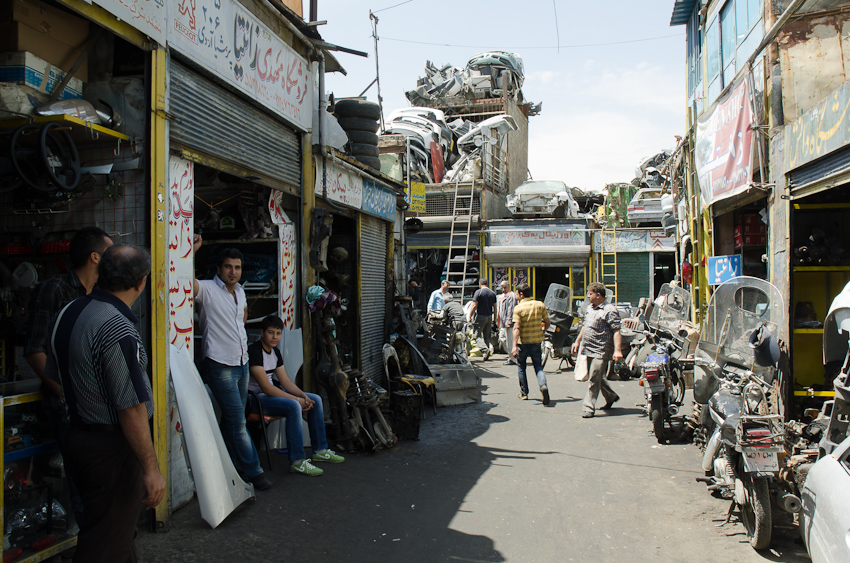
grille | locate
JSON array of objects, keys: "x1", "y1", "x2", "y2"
[{"x1": 425, "y1": 193, "x2": 481, "y2": 216}]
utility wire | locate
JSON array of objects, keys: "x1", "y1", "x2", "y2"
[
  {"x1": 381, "y1": 32, "x2": 684, "y2": 50},
  {"x1": 552, "y1": 0, "x2": 560, "y2": 54},
  {"x1": 372, "y1": 0, "x2": 413, "y2": 14}
]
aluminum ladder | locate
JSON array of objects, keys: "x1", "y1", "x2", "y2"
[
  {"x1": 600, "y1": 228, "x2": 618, "y2": 302},
  {"x1": 443, "y1": 174, "x2": 476, "y2": 305}
]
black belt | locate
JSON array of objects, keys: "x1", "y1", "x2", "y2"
[{"x1": 71, "y1": 421, "x2": 121, "y2": 432}]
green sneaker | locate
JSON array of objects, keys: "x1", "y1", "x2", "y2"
[
  {"x1": 311, "y1": 449, "x2": 345, "y2": 463},
  {"x1": 290, "y1": 459, "x2": 323, "y2": 476}
]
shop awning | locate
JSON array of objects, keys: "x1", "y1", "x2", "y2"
[{"x1": 483, "y1": 245, "x2": 591, "y2": 267}]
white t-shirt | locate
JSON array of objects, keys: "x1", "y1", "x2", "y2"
[{"x1": 247, "y1": 340, "x2": 282, "y2": 394}]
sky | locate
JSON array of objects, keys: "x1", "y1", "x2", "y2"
[{"x1": 318, "y1": 0, "x2": 687, "y2": 193}]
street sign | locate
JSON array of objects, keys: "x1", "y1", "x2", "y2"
[{"x1": 707, "y1": 255, "x2": 741, "y2": 285}]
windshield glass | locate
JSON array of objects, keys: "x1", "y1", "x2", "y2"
[
  {"x1": 696, "y1": 276, "x2": 783, "y2": 374},
  {"x1": 648, "y1": 284, "x2": 691, "y2": 333},
  {"x1": 544, "y1": 283, "x2": 572, "y2": 315}
]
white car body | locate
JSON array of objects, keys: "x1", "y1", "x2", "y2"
[
  {"x1": 800, "y1": 434, "x2": 850, "y2": 563},
  {"x1": 506, "y1": 180, "x2": 579, "y2": 218}
]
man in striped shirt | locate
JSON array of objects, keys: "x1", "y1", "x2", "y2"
[
  {"x1": 46, "y1": 245, "x2": 164, "y2": 563},
  {"x1": 571, "y1": 281, "x2": 622, "y2": 418},
  {"x1": 511, "y1": 283, "x2": 551, "y2": 406}
]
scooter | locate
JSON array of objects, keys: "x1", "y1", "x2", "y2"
[
  {"x1": 541, "y1": 283, "x2": 577, "y2": 369},
  {"x1": 693, "y1": 276, "x2": 797, "y2": 551}
]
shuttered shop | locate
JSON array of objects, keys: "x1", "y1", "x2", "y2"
[
  {"x1": 360, "y1": 216, "x2": 389, "y2": 385},
  {"x1": 169, "y1": 60, "x2": 301, "y2": 190},
  {"x1": 613, "y1": 253, "x2": 650, "y2": 305}
]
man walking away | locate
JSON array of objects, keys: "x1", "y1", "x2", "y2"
[
  {"x1": 192, "y1": 235, "x2": 272, "y2": 490},
  {"x1": 469, "y1": 278, "x2": 497, "y2": 361},
  {"x1": 571, "y1": 281, "x2": 623, "y2": 418},
  {"x1": 46, "y1": 245, "x2": 165, "y2": 563},
  {"x1": 497, "y1": 281, "x2": 518, "y2": 365},
  {"x1": 511, "y1": 283, "x2": 551, "y2": 406}
]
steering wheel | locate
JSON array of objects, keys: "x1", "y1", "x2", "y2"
[
  {"x1": 40, "y1": 122, "x2": 81, "y2": 192},
  {"x1": 10, "y1": 123, "x2": 50, "y2": 191}
]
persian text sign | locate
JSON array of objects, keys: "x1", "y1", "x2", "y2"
[
  {"x1": 315, "y1": 158, "x2": 362, "y2": 208},
  {"x1": 168, "y1": 156, "x2": 195, "y2": 354},
  {"x1": 785, "y1": 80, "x2": 850, "y2": 171},
  {"x1": 95, "y1": 0, "x2": 166, "y2": 45},
  {"x1": 268, "y1": 192, "x2": 297, "y2": 329},
  {"x1": 362, "y1": 179, "x2": 396, "y2": 221},
  {"x1": 707, "y1": 255, "x2": 742, "y2": 285},
  {"x1": 695, "y1": 78, "x2": 753, "y2": 207},
  {"x1": 592, "y1": 230, "x2": 675, "y2": 253},
  {"x1": 169, "y1": 0, "x2": 312, "y2": 131},
  {"x1": 489, "y1": 229, "x2": 586, "y2": 247},
  {"x1": 410, "y1": 181, "x2": 426, "y2": 213}
]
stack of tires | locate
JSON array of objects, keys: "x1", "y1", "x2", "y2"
[{"x1": 333, "y1": 99, "x2": 381, "y2": 171}]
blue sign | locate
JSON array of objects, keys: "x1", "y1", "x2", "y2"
[
  {"x1": 361, "y1": 179, "x2": 396, "y2": 222},
  {"x1": 707, "y1": 255, "x2": 741, "y2": 285}
]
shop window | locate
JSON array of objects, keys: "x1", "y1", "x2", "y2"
[
  {"x1": 706, "y1": 17, "x2": 721, "y2": 103},
  {"x1": 686, "y1": 7, "x2": 704, "y2": 111},
  {"x1": 720, "y1": 2, "x2": 736, "y2": 87},
  {"x1": 704, "y1": 0, "x2": 763, "y2": 105}
]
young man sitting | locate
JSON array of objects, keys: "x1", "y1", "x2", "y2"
[{"x1": 248, "y1": 315, "x2": 344, "y2": 476}]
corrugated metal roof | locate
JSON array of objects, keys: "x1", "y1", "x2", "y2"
[{"x1": 670, "y1": 0, "x2": 698, "y2": 26}]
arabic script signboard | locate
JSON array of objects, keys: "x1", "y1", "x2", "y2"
[
  {"x1": 488, "y1": 229, "x2": 586, "y2": 247},
  {"x1": 707, "y1": 255, "x2": 742, "y2": 285},
  {"x1": 592, "y1": 230, "x2": 675, "y2": 252},
  {"x1": 168, "y1": 0, "x2": 312, "y2": 131},
  {"x1": 95, "y1": 0, "x2": 166, "y2": 45},
  {"x1": 314, "y1": 158, "x2": 397, "y2": 221},
  {"x1": 785, "y1": 80, "x2": 850, "y2": 171},
  {"x1": 695, "y1": 78, "x2": 753, "y2": 207},
  {"x1": 168, "y1": 156, "x2": 195, "y2": 354}
]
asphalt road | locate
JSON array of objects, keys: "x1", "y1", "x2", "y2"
[{"x1": 136, "y1": 355, "x2": 812, "y2": 563}]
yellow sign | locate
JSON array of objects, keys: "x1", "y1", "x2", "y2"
[{"x1": 410, "y1": 182, "x2": 426, "y2": 213}]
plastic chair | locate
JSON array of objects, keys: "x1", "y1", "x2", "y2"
[
  {"x1": 383, "y1": 344, "x2": 437, "y2": 417},
  {"x1": 246, "y1": 390, "x2": 283, "y2": 470}
]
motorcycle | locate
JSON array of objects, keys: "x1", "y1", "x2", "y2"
[
  {"x1": 541, "y1": 283, "x2": 578, "y2": 369},
  {"x1": 693, "y1": 276, "x2": 795, "y2": 551}
]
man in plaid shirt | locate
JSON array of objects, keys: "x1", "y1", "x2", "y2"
[
  {"x1": 571, "y1": 282, "x2": 623, "y2": 418},
  {"x1": 511, "y1": 283, "x2": 551, "y2": 405}
]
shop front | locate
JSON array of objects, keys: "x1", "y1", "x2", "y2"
[
  {"x1": 484, "y1": 220, "x2": 592, "y2": 306},
  {"x1": 592, "y1": 229, "x2": 677, "y2": 305},
  {"x1": 314, "y1": 156, "x2": 405, "y2": 386}
]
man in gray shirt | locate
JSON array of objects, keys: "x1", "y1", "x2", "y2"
[{"x1": 571, "y1": 282, "x2": 623, "y2": 418}]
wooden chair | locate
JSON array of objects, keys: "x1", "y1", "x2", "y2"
[{"x1": 383, "y1": 343, "x2": 437, "y2": 417}]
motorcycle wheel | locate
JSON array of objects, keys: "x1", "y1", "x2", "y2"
[
  {"x1": 672, "y1": 367, "x2": 686, "y2": 404},
  {"x1": 540, "y1": 344, "x2": 549, "y2": 369},
  {"x1": 650, "y1": 394, "x2": 666, "y2": 443},
  {"x1": 741, "y1": 477, "x2": 772, "y2": 550},
  {"x1": 565, "y1": 348, "x2": 575, "y2": 368}
]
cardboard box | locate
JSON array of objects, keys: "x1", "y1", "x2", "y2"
[
  {"x1": 739, "y1": 213, "x2": 760, "y2": 226},
  {"x1": 0, "y1": 51, "x2": 82, "y2": 99},
  {"x1": 0, "y1": 22, "x2": 88, "y2": 82},
  {"x1": 743, "y1": 223, "x2": 766, "y2": 235},
  {"x1": 0, "y1": 0, "x2": 90, "y2": 47}
]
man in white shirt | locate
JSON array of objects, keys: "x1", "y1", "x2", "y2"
[{"x1": 192, "y1": 235, "x2": 271, "y2": 490}]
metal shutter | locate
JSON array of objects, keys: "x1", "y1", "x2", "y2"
[
  {"x1": 360, "y1": 216, "x2": 388, "y2": 385},
  {"x1": 611, "y1": 253, "x2": 651, "y2": 306},
  {"x1": 169, "y1": 60, "x2": 301, "y2": 188}
]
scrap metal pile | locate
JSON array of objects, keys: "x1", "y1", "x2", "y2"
[{"x1": 384, "y1": 51, "x2": 538, "y2": 185}]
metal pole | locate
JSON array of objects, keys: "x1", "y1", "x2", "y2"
[{"x1": 369, "y1": 11, "x2": 385, "y2": 131}]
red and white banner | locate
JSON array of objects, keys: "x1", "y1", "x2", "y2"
[{"x1": 695, "y1": 78, "x2": 754, "y2": 207}]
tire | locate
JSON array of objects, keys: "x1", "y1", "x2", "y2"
[
  {"x1": 354, "y1": 155, "x2": 381, "y2": 170},
  {"x1": 346, "y1": 130, "x2": 379, "y2": 144},
  {"x1": 672, "y1": 367, "x2": 686, "y2": 404},
  {"x1": 565, "y1": 348, "x2": 576, "y2": 368},
  {"x1": 349, "y1": 143, "x2": 379, "y2": 157},
  {"x1": 334, "y1": 99, "x2": 381, "y2": 120},
  {"x1": 651, "y1": 394, "x2": 666, "y2": 443},
  {"x1": 338, "y1": 116, "x2": 380, "y2": 133},
  {"x1": 741, "y1": 477, "x2": 772, "y2": 550},
  {"x1": 540, "y1": 344, "x2": 549, "y2": 369}
]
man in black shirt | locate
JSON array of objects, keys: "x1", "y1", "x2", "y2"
[{"x1": 469, "y1": 278, "x2": 497, "y2": 361}]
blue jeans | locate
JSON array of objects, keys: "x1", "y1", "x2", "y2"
[
  {"x1": 254, "y1": 392, "x2": 328, "y2": 463},
  {"x1": 517, "y1": 342, "x2": 548, "y2": 396},
  {"x1": 203, "y1": 359, "x2": 262, "y2": 478}
]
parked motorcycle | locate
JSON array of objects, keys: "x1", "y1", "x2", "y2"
[
  {"x1": 541, "y1": 283, "x2": 578, "y2": 369},
  {"x1": 693, "y1": 276, "x2": 795, "y2": 550}
]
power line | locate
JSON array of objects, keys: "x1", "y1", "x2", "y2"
[
  {"x1": 552, "y1": 0, "x2": 560, "y2": 54},
  {"x1": 372, "y1": 0, "x2": 413, "y2": 14},
  {"x1": 380, "y1": 33, "x2": 685, "y2": 50}
]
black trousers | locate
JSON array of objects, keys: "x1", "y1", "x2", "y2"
[{"x1": 65, "y1": 427, "x2": 144, "y2": 563}]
